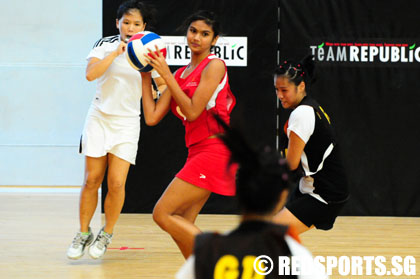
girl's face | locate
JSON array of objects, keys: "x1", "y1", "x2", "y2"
[
  {"x1": 274, "y1": 76, "x2": 306, "y2": 109},
  {"x1": 186, "y1": 20, "x2": 218, "y2": 54},
  {"x1": 116, "y1": 9, "x2": 146, "y2": 42}
]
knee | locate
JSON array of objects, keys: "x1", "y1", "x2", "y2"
[
  {"x1": 152, "y1": 204, "x2": 170, "y2": 231},
  {"x1": 107, "y1": 178, "x2": 125, "y2": 195},
  {"x1": 84, "y1": 174, "x2": 103, "y2": 191}
]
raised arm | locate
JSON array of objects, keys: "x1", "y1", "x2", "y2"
[
  {"x1": 153, "y1": 76, "x2": 167, "y2": 98},
  {"x1": 145, "y1": 47, "x2": 225, "y2": 122},
  {"x1": 167, "y1": 59, "x2": 225, "y2": 121},
  {"x1": 85, "y1": 41, "x2": 126, "y2": 81},
  {"x1": 141, "y1": 72, "x2": 171, "y2": 126}
]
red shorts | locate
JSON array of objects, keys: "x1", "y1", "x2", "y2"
[{"x1": 176, "y1": 137, "x2": 237, "y2": 196}]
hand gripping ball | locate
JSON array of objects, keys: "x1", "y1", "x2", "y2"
[{"x1": 125, "y1": 31, "x2": 167, "y2": 72}]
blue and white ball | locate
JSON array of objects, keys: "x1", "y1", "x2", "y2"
[{"x1": 125, "y1": 31, "x2": 167, "y2": 72}]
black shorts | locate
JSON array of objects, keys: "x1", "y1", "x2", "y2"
[{"x1": 286, "y1": 187, "x2": 346, "y2": 230}]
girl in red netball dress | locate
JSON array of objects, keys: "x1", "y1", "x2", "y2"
[{"x1": 140, "y1": 10, "x2": 236, "y2": 258}]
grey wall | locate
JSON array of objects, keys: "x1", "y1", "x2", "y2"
[{"x1": 0, "y1": 1, "x2": 102, "y2": 185}]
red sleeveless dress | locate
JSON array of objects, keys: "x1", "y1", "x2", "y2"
[{"x1": 172, "y1": 54, "x2": 237, "y2": 196}]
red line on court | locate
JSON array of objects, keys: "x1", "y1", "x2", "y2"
[{"x1": 108, "y1": 247, "x2": 145, "y2": 250}]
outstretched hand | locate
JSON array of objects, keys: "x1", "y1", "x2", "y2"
[{"x1": 144, "y1": 45, "x2": 171, "y2": 79}]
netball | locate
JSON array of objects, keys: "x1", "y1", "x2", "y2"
[{"x1": 126, "y1": 31, "x2": 167, "y2": 72}]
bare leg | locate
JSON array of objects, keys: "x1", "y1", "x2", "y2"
[
  {"x1": 103, "y1": 153, "x2": 131, "y2": 234},
  {"x1": 273, "y1": 207, "x2": 314, "y2": 234},
  {"x1": 170, "y1": 193, "x2": 209, "y2": 257},
  {"x1": 153, "y1": 178, "x2": 211, "y2": 258},
  {"x1": 79, "y1": 156, "x2": 107, "y2": 232}
]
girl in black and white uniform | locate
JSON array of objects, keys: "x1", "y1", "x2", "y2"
[{"x1": 273, "y1": 56, "x2": 349, "y2": 234}]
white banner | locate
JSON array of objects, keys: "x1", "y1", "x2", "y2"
[{"x1": 162, "y1": 36, "x2": 248, "y2": 67}]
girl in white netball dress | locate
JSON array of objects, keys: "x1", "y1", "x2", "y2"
[{"x1": 67, "y1": 0, "x2": 165, "y2": 260}]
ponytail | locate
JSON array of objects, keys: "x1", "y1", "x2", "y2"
[{"x1": 274, "y1": 54, "x2": 316, "y2": 89}]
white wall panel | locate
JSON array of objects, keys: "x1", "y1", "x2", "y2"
[{"x1": 0, "y1": 1, "x2": 102, "y2": 185}]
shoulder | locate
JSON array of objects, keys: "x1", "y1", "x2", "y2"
[
  {"x1": 286, "y1": 225, "x2": 301, "y2": 243},
  {"x1": 290, "y1": 105, "x2": 315, "y2": 122},
  {"x1": 285, "y1": 235, "x2": 310, "y2": 256},
  {"x1": 92, "y1": 35, "x2": 119, "y2": 49},
  {"x1": 175, "y1": 255, "x2": 196, "y2": 279},
  {"x1": 288, "y1": 105, "x2": 316, "y2": 141},
  {"x1": 203, "y1": 56, "x2": 226, "y2": 77},
  {"x1": 195, "y1": 232, "x2": 219, "y2": 249},
  {"x1": 300, "y1": 96, "x2": 320, "y2": 107},
  {"x1": 207, "y1": 55, "x2": 226, "y2": 68},
  {"x1": 285, "y1": 236, "x2": 329, "y2": 278}
]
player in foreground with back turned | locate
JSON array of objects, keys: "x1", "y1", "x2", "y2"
[{"x1": 176, "y1": 117, "x2": 328, "y2": 279}]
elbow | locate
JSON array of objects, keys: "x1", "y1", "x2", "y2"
[
  {"x1": 85, "y1": 68, "x2": 97, "y2": 81},
  {"x1": 144, "y1": 116, "x2": 159, "y2": 126},
  {"x1": 86, "y1": 73, "x2": 95, "y2": 82},
  {"x1": 285, "y1": 157, "x2": 300, "y2": 171},
  {"x1": 289, "y1": 164, "x2": 299, "y2": 172},
  {"x1": 287, "y1": 160, "x2": 300, "y2": 172},
  {"x1": 185, "y1": 112, "x2": 199, "y2": 122},
  {"x1": 145, "y1": 120, "x2": 158, "y2": 126}
]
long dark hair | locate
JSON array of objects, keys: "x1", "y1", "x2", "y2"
[
  {"x1": 179, "y1": 10, "x2": 221, "y2": 38},
  {"x1": 216, "y1": 117, "x2": 292, "y2": 215}
]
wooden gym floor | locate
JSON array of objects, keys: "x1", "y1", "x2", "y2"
[{"x1": 0, "y1": 188, "x2": 419, "y2": 279}]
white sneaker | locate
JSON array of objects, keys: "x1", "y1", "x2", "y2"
[
  {"x1": 67, "y1": 227, "x2": 93, "y2": 260},
  {"x1": 88, "y1": 227, "x2": 113, "y2": 259}
]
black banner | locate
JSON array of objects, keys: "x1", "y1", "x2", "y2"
[
  {"x1": 101, "y1": 0, "x2": 420, "y2": 216},
  {"x1": 279, "y1": 0, "x2": 420, "y2": 216},
  {"x1": 102, "y1": 0, "x2": 278, "y2": 214}
]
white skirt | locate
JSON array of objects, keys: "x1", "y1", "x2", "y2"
[{"x1": 79, "y1": 106, "x2": 140, "y2": 165}]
